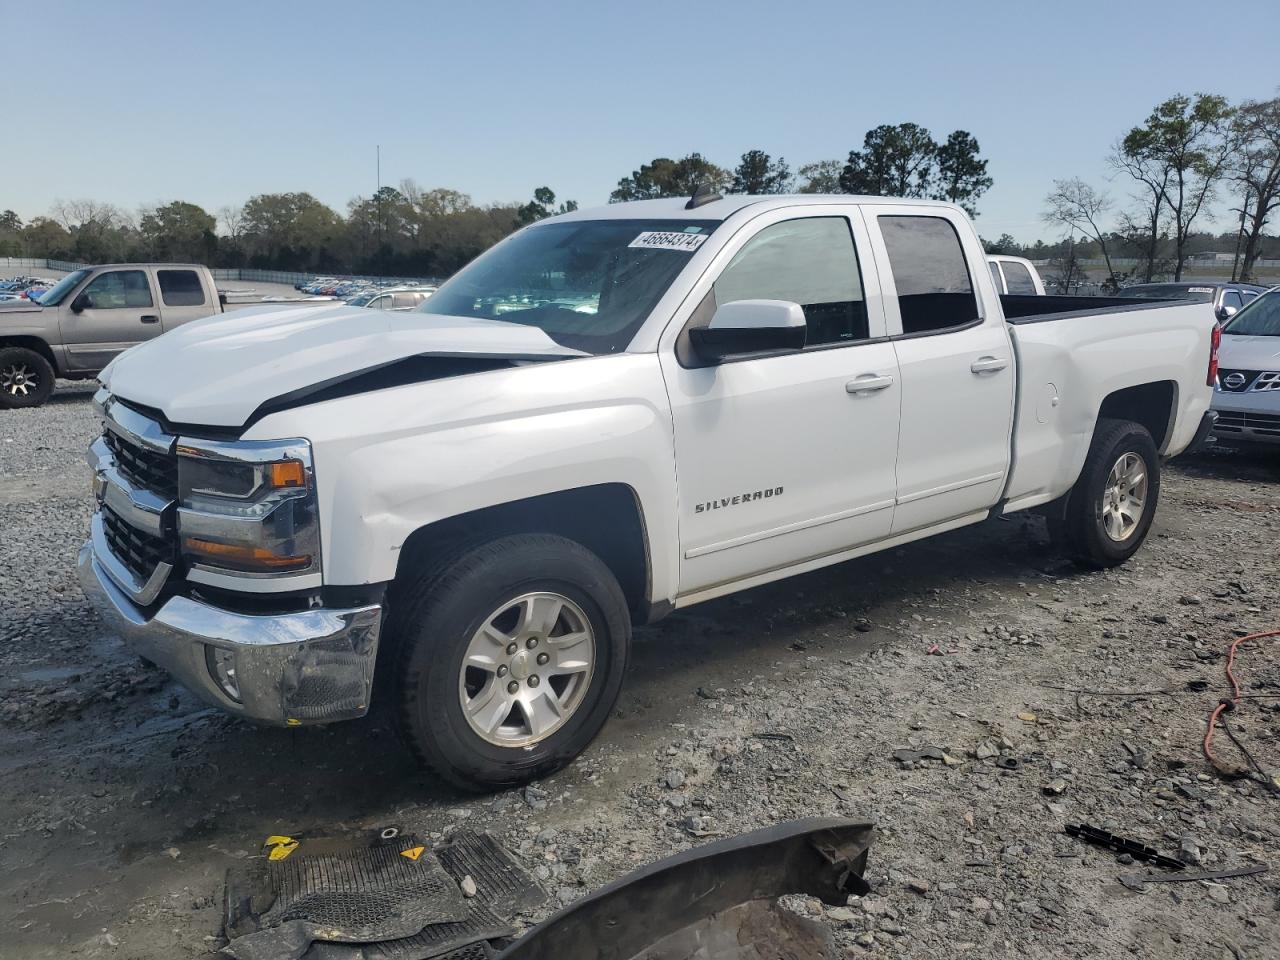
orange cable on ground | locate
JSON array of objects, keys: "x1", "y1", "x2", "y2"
[{"x1": 1202, "y1": 628, "x2": 1280, "y2": 783}]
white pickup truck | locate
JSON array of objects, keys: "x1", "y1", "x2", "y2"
[{"x1": 78, "y1": 193, "x2": 1219, "y2": 790}]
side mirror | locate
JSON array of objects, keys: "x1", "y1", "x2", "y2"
[
  {"x1": 689, "y1": 299, "x2": 807, "y2": 365},
  {"x1": 70, "y1": 292, "x2": 90, "y2": 313},
  {"x1": 1216, "y1": 304, "x2": 1238, "y2": 322}
]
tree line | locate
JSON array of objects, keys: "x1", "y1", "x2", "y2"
[{"x1": 1036, "y1": 93, "x2": 1280, "y2": 285}]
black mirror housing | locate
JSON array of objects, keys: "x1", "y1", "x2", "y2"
[{"x1": 71, "y1": 293, "x2": 89, "y2": 313}]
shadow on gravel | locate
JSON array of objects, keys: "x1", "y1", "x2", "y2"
[
  {"x1": 47, "y1": 385, "x2": 98, "y2": 405},
  {"x1": 1174, "y1": 444, "x2": 1280, "y2": 484}
]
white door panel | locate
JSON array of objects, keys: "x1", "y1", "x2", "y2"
[{"x1": 664, "y1": 343, "x2": 900, "y2": 590}]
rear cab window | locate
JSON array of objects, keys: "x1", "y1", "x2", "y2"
[
  {"x1": 988, "y1": 261, "x2": 1005, "y2": 293},
  {"x1": 879, "y1": 216, "x2": 979, "y2": 335},
  {"x1": 157, "y1": 269, "x2": 206, "y2": 306},
  {"x1": 1001, "y1": 260, "x2": 1037, "y2": 294}
]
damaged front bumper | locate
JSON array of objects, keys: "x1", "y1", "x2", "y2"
[{"x1": 77, "y1": 540, "x2": 382, "y2": 726}]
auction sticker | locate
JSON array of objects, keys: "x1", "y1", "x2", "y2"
[{"x1": 628, "y1": 231, "x2": 709, "y2": 252}]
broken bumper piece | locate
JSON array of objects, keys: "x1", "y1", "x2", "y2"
[
  {"x1": 496, "y1": 817, "x2": 874, "y2": 960},
  {"x1": 77, "y1": 540, "x2": 382, "y2": 726}
]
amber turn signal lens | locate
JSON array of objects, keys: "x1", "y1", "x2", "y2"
[
  {"x1": 268, "y1": 460, "x2": 307, "y2": 488},
  {"x1": 183, "y1": 537, "x2": 311, "y2": 572}
]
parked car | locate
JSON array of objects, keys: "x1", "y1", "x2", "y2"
[
  {"x1": 1211, "y1": 287, "x2": 1280, "y2": 446},
  {"x1": 79, "y1": 194, "x2": 1217, "y2": 789},
  {"x1": 346, "y1": 287, "x2": 436, "y2": 311},
  {"x1": 1117, "y1": 281, "x2": 1267, "y2": 322},
  {"x1": 986, "y1": 255, "x2": 1046, "y2": 295},
  {"x1": 0, "y1": 264, "x2": 223, "y2": 408}
]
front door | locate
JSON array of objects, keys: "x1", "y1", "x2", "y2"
[
  {"x1": 660, "y1": 210, "x2": 901, "y2": 595},
  {"x1": 865, "y1": 209, "x2": 1015, "y2": 533},
  {"x1": 59, "y1": 269, "x2": 162, "y2": 372}
]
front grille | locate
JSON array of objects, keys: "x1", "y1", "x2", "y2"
[
  {"x1": 104, "y1": 428, "x2": 178, "y2": 499},
  {"x1": 102, "y1": 505, "x2": 175, "y2": 583},
  {"x1": 1214, "y1": 410, "x2": 1280, "y2": 436},
  {"x1": 1217, "y1": 369, "x2": 1261, "y2": 392}
]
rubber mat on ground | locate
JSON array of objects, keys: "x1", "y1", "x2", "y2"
[
  {"x1": 223, "y1": 834, "x2": 469, "y2": 960},
  {"x1": 295, "y1": 830, "x2": 544, "y2": 960}
]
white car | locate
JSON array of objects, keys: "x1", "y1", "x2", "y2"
[
  {"x1": 986, "y1": 255, "x2": 1046, "y2": 296},
  {"x1": 80, "y1": 193, "x2": 1217, "y2": 789},
  {"x1": 1211, "y1": 287, "x2": 1280, "y2": 446},
  {"x1": 346, "y1": 287, "x2": 437, "y2": 311}
]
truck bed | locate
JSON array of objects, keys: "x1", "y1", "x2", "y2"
[{"x1": 1000, "y1": 294, "x2": 1175, "y2": 323}]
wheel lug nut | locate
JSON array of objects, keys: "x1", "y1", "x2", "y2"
[
  {"x1": 506, "y1": 643, "x2": 518, "y2": 655},
  {"x1": 537, "y1": 653, "x2": 549, "y2": 666},
  {"x1": 497, "y1": 665, "x2": 508, "y2": 677},
  {"x1": 528, "y1": 675, "x2": 540, "y2": 687},
  {"x1": 507, "y1": 680, "x2": 519, "y2": 694},
  {"x1": 527, "y1": 637, "x2": 538, "y2": 649}
]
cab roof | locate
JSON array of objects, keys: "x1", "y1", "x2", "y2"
[{"x1": 551, "y1": 194, "x2": 961, "y2": 223}]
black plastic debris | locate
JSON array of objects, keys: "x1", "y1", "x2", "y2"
[
  {"x1": 1064, "y1": 823, "x2": 1184, "y2": 871},
  {"x1": 494, "y1": 817, "x2": 873, "y2": 960}
]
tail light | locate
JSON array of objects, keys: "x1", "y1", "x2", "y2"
[{"x1": 1207, "y1": 322, "x2": 1222, "y2": 387}]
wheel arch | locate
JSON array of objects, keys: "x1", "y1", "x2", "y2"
[
  {"x1": 391, "y1": 483, "x2": 655, "y2": 623},
  {"x1": 0, "y1": 336, "x2": 58, "y2": 372},
  {"x1": 1095, "y1": 380, "x2": 1177, "y2": 453}
]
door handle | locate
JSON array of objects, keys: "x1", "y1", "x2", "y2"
[
  {"x1": 846, "y1": 374, "x2": 894, "y2": 395},
  {"x1": 140, "y1": 315, "x2": 160, "y2": 324},
  {"x1": 970, "y1": 356, "x2": 1008, "y2": 375}
]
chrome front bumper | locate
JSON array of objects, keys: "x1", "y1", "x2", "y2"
[{"x1": 78, "y1": 540, "x2": 383, "y2": 726}]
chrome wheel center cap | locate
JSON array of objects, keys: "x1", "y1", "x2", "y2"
[{"x1": 509, "y1": 650, "x2": 533, "y2": 681}]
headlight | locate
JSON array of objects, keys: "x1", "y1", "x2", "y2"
[{"x1": 176, "y1": 438, "x2": 320, "y2": 578}]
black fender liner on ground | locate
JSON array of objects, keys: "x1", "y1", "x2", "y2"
[{"x1": 496, "y1": 817, "x2": 874, "y2": 960}]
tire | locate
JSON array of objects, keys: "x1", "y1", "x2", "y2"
[
  {"x1": 0, "y1": 346, "x2": 55, "y2": 409},
  {"x1": 1053, "y1": 418, "x2": 1160, "y2": 568},
  {"x1": 396, "y1": 533, "x2": 631, "y2": 791}
]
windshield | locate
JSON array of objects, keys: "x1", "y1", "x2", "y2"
[
  {"x1": 1117, "y1": 284, "x2": 1215, "y2": 302},
  {"x1": 418, "y1": 218, "x2": 720, "y2": 353},
  {"x1": 346, "y1": 294, "x2": 375, "y2": 307},
  {"x1": 1223, "y1": 290, "x2": 1280, "y2": 337},
  {"x1": 35, "y1": 269, "x2": 90, "y2": 306}
]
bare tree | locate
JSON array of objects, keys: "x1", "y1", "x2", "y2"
[
  {"x1": 1109, "y1": 142, "x2": 1170, "y2": 283},
  {"x1": 218, "y1": 204, "x2": 246, "y2": 245},
  {"x1": 1115, "y1": 94, "x2": 1234, "y2": 281},
  {"x1": 1043, "y1": 179, "x2": 1117, "y2": 285},
  {"x1": 1228, "y1": 96, "x2": 1280, "y2": 282}
]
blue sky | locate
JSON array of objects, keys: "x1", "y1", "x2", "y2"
[{"x1": 7, "y1": 0, "x2": 1277, "y2": 242}]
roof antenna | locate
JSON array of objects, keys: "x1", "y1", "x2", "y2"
[{"x1": 685, "y1": 183, "x2": 723, "y2": 210}]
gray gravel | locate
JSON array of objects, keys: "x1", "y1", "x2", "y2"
[{"x1": 1, "y1": 394, "x2": 1278, "y2": 960}]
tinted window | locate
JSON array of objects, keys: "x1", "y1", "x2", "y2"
[
  {"x1": 393, "y1": 292, "x2": 420, "y2": 309},
  {"x1": 157, "y1": 269, "x2": 205, "y2": 306},
  {"x1": 1222, "y1": 290, "x2": 1244, "y2": 310},
  {"x1": 1118, "y1": 284, "x2": 1214, "y2": 302},
  {"x1": 83, "y1": 270, "x2": 153, "y2": 309},
  {"x1": 1001, "y1": 260, "x2": 1037, "y2": 294},
  {"x1": 714, "y1": 217, "x2": 867, "y2": 345},
  {"x1": 879, "y1": 216, "x2": 978, "y2": 334},
  {"x1": 988, "y1": 261, "x2": 1004, "y2": 293}
]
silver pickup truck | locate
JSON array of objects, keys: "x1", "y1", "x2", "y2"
[{"x1": 0, "y1": 263, "x2": 223, "y2": 409}]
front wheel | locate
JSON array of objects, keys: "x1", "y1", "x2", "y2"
[
  {"x1": 1051, "y1": 418, "x2": 1160, "y2": 568},
  {"x1": 0, "y1": 346, "x2": 55, "y2": 409},
  {"x1": 395, "y1": 534, "x2": 631, "y2": 791}
]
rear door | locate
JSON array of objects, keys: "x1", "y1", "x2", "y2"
[
  {"x1": 154, "y1": 268, "x2": 214, "y2": 331},
  {"x1": 59, "y1": 268, "x2": 162, "y2": 373},
  {"x1": 865, "y1": 207, "x2": 1016, "y2": 534},
  {"x1": 659, "y1": 206, "x2": 901, "y2": 594}
]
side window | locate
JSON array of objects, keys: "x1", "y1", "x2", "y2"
[
  {"x1": 1001, "y1": 260, "x2": 1037, "y2": 295},
  {"x1": 879, "y1": 216, "x2": 979, "y2": 335},
  {"x1": 713, "y1": 217, "x2": 868, "y2": 346},
  {"x1": 157, "y1": 270, "x2": 206, "y2": 306},
  {"x1": 1222, "y1": 291, "x2": 1244, "y2": 310},
  {"x1": 393, "y1": 293, "x2": 418, "y2": 309},
  {"x1": 988, "y1": 261, "x2": 1005, "y2": 293},
  {"x1": 82, "y1": 270, "x2": 153, "y2": 309},
  {"x1": 374, "y1": 295, "x2": 392, "y2": 310}
]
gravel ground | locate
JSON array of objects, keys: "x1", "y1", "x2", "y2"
[{"x1": 1, "y1": 391, "x2": 1278, "y2": 960}]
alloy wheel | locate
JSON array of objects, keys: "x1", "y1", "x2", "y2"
[
  {"x1": 1101, "y1": 451, "x2": 1147, "y2": 542},
  {"x1": 0, "y1": 362, "x2": 37, "y2": 397}
]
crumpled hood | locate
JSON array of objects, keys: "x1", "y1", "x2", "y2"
[
  {"x1": 101, "y1": 303, "x2": 585, "y2": 427},
  {"x1": 1219, "y1": 334, "x2": 1280, "y2": 368}
]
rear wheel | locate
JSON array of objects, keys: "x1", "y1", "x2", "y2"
[
  {"x1": 396, "y1": 534, "x2": 630, "y2": 791},
  {"x1": 0, "y1": 347, "x2": 54, "y2": 409},
  {"x1": 1051, "y1": 418, "x2": 1160, "y2": 568}
]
